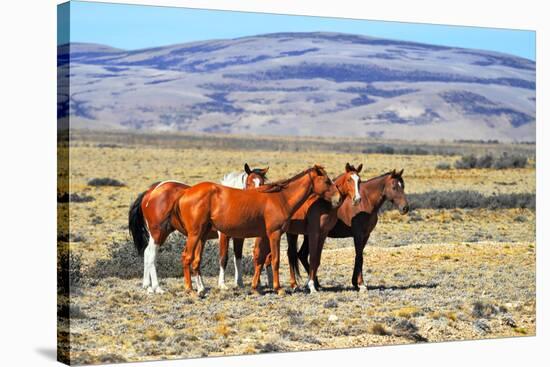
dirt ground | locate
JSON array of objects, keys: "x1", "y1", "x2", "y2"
[{"x1": 58, "y1": 132, "x2": 536, "y2": 365}]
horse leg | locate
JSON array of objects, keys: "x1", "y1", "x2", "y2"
[
  {"x1": 312, "y1": 233, "x2": 328, "y2": 292},
  {"x1": 233, "y1": 238, "x2": 245, "y2": 288},
  {"x1": 356, "y1": 235, "x2": 370, "y2": 293},
  {"x1": 268, "y1": 231, "x2": 284, "y2": 295},
  {"x1": 286, "y1": 233, "x2": 300, "y2": 290},
  {"x1": 181, "y1": 235, "x2": 197, "y2": 293},
  {"x1": 251, "y1": 237, "x2": 269, "y2": 293},
  {"x1": 351, "y1": 231, "x2": 364, "y2": 291},
  {"x1": 306, "y1": 231, "x2": 320, "y2": 293},
  {"x1": 264, "y1": 254, "x2": 273, "y2": 288},
  {"x1": 217, "y1": 232, "x2": 230, "y2": 290},
  {"x1": 191, "y1": 231, "x2": 209, "y2": 296},
  {"x1": 298, "y1": 235, "x2": 311, "y2": 276}
]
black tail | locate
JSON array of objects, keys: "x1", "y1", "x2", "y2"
[
  {"x1": 129, "y1": 190, "x2": 149, "y2": 256},
  {"x1": 287, "y1": 233, "x2": 301, "y2": 281}
]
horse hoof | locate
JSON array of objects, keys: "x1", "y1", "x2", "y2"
[
  {"x1": 235, "y1": 281, "x2": 245, "y2": 288},
  {"x1": 251, "y1": 288, "x2": 262, "y2": 296},
  {"x1": 359, "y1": 286, "x2": 368, "y2": 294},
  {"x1": 154, "y1": 287, "x2": 165, "y2": 294},
  {"x1": 146, "y1": 286, "x2": 154, "y2": 294},
  {"x1": 276, "y1": 288, "x2": 286, "y2": 296},
  {"x1": 218, "y1": 283, "x2": 229, "y2": 290}
]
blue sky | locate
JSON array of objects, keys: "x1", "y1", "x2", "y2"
[{"x1": 59, "y1": 1, "x2": 536, "y2": 60}]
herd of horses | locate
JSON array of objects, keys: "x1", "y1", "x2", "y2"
[{"x1": 129, "y1": 163, "x2": 409, "y2": 296}]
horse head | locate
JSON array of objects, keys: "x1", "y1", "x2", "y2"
[
  {"x1": 310, "y1": 164, "x2": 341, "y2": 208},
  {"x1": 337, "y1": 162, "x2": 363, "y2": 206},
  {"x1": 244, "y1": 163, "x2": 269, "y2": 188},
  {"x1": 383, "y1": 169, "x2": 409, "y2": 214}
]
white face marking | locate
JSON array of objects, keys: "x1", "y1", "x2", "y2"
[
  {"x1": 397, "y1": 181, "x2": 403, "y2": 189},
  {"x1": 351, "y1": 173, "x2": 361, "y2": 202},
  {"x1": 253, "y1": 177, "x2": 261, "y2": 188}
]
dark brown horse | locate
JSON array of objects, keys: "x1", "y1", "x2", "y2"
[
  {"x1": 128, "y1": 164, "x2": 267, "y2": 294},
  {"x1": 173, "y1": 165, "x2": 340, "y2": 295},
  {"x1": 292, "y1": 169, "x2": 409, "y2": 292},
  {"x1": 254, "y1": 163, "x2": 363, "y2": 293}
]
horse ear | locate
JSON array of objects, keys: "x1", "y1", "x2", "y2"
[
  {"x1": 345, "y1": 162, "x2": 352, "y2": 172},
  {"x1": 262, "y1": 166, "x2": 269, "y2": 175},
  {"x1": 244, "y1": 163, "x2": 252, "y2": 174},
  {"x1": 313, "y1": 164, "x2": 325, "y2": 176},
  {"x1": 391, "y1": 169, "x2": 397, "y2": 177},
  {"x1": 357, "y1": 164, "x2": 363, "y2": 173},
  {"x1": 398, "y1": 168, "x2": 404, "y2": 177}
]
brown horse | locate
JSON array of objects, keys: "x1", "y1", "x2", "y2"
[
  {"x1": 128, "y1": 164, "x2": 267, "y2": 294},
  {"x1": 293, "y1": 169, "x2": 409, "y2": 292},
  {"x1": 172, "y1": 165, "x2": 341, "y2": 295},
  {"x1": 254, "y1": 163, "x2": 363, "y2": 293}
]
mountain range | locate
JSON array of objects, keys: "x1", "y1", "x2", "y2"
[{"x1": 57, "y1": 32, "x2": 536, "y2": 141}]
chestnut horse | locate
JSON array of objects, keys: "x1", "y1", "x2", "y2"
[
  {"x1": 254, "y1": 163, "x2": 363, "y2": 293},
  {"x1": 128, "y1": 164, "x2": 267, "y2": 294},
  {"x1": 293, "y1": 169, "x2": 409, "y2": 292},
  {"x1": 173, "y1": 165, "x2": 341, "y2": 295},
  {"x1": 218, "y1": 165, "x2": 269, "y2": 289}
]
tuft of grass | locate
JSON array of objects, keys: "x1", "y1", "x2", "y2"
[
  {"x1": 394, "y1": 306, "x2": 422, "y2": 319},
  {"x1": 514, "y1": 327, "x2": 528, "y2": 335},
  {"x1": 369, "y1": 323, "x2": 391, "y2": 336}
]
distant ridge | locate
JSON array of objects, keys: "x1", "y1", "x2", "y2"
[{"x1": 58, "y1": 32, "x2": 535, "y2": 142}]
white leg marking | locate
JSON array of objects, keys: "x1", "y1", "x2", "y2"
[
  {"x1": 234, "y1": 256, "x2": 244, "y2": 287},
  {"x1": 218, "y1": 265, "x2": 228, "y2": 290},
  {"x1": 142, "y1": 242, "x2": 152, "y2": 290},
  {"x1": 359, "y1": 284, "x2": 368, "y2": 293},
  {"x1": 193, "y1": 275, "x2": 205, "y2": 295},
  {"x1": 352, "y1": 173, "x2": 361, "y2": 203},
  {"x1": 144, "y1": 239, "x2": 164, "y2": 294},
  {"x1": 307, "y1": 279, "x2": 318, "y2": 293}
]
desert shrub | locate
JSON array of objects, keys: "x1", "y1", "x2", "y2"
[
  {"x1": 57, "y1": 250, "x2": 82, "y2": 294},
  {"x1": 454, "y1": 154, "x2": 478, "y2": 169},
  {"x1": 88, "y1": 234, "x2": 254, "y2": 280},
  {"x1": 435, "y1": 162, "x2": 451, "y2": 170},
  {"x1": 88, "y1": 177, "x2": 126, "y2": 187},
  {"x1": 472, "y1": 301, "x2": 499, "y2": 318},
  {"x1": 57, "y1": 192, "x2": 95, "y2": 203},
  {"x1": 476, "y1": 154, "x2": 494, "y2": 168},
  {"x1": 455, "y1": 153, "x2": 528, "y2": 169},
  {"x1": 493, "y1": 153, "x2": 528, "y2": 169},
  {"x1": 408, "y1": 191, "x2": 535, "y2": 210}
]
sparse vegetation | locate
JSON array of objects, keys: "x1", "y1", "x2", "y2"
[
  {"x1": 408, "y1": 191, "x2": 535, "y2": 210},
  {"x1": 455, "y1": 153, "x2": 528, "y2": 169},
  {"x1": 435, "y1": 162, "x2": 451, "y2": 170},
  {"x1": 59, "y1": 132, "x2": 535, "y2": 364},
  {"x1": 88, "y1": 177, "x2": 126, "y2": 187}
]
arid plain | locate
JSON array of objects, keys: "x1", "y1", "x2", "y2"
[{"x1": 58, "y1": 131, "x2": 535, "y2": 364}]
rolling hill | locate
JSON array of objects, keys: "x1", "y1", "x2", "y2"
[{"x1": 57, "y1": 32, "x2": 536, "y2": 141}]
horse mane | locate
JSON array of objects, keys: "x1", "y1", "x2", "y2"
[
  {"x1": 363, "y1": 171, "x2": 404, "y2": 187},
  {"x1": 256, "y1": 166, "x2": 324, "y2": 193}
]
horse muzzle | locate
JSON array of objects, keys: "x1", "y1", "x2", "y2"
[
  {"x1": 400, "y1": 204, "x2": 410, "y2": 215},
  {"x1": 330, "y1": 192, "x2": 342, "y2": 208}
]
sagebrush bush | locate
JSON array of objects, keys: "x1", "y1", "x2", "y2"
[
  {"x1": 408, "y1": 191, "x2": 535, "y2": 210},
  {"x1": 454, "y1": 153, "x2": 528, "y2": 169},
  {"x1": 89, "y1": 233, "x2": 254, "y2": 280},
  {"x1": 435, "y1": 162, "x2": 451, "y2": 170},
  {"x1": 88, "y1": 177, "x2": 126, "y2": 187},
  {"x1": 57, "y1": 250, "x2": 82, "y2": 294}
]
